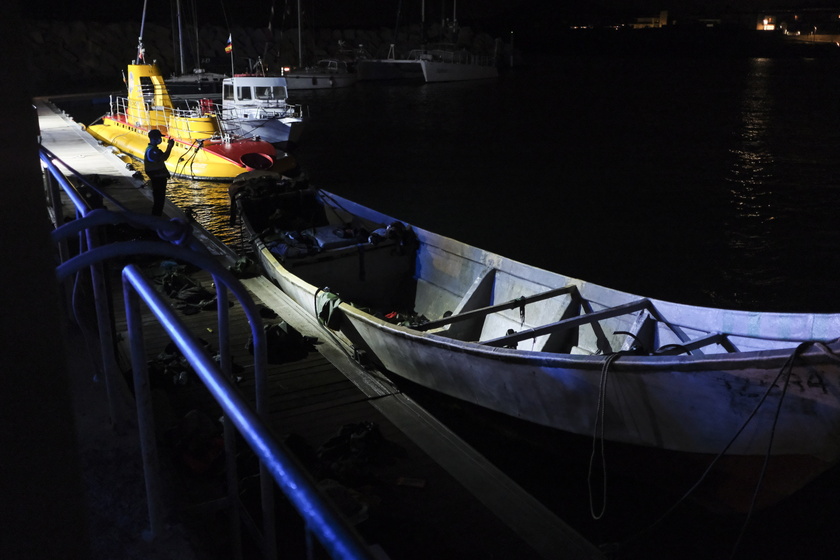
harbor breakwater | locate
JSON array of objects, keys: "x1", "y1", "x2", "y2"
[{"x1": 23, "y1": 18, "x2": 505, "y2": 95}]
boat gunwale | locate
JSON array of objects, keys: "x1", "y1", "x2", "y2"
[{"x1": 238, "y1": 189, "x2": 840, "y2": 373}]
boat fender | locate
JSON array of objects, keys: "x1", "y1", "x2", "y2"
[{"x1": 315, "y1": 288, "x2": 343, "y2": 330}]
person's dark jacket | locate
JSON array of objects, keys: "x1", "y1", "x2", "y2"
[{"x1": 144, "y1": 139, "x2": 174, "y2": 179}]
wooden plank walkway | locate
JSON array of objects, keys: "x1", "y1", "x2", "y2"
[{"x1": 37, "y1": 96, "x2": 604, "y2": 560}]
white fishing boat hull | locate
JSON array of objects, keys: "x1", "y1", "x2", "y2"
[
  {"x1": 241, "y1": 187, "x2": 840, "y2": 454},
  {"x1": 219, "y1": 117, "x2": 304, "y2": 149},
  {"x1": 216, "y1": 75, "x2": 306, "y2": 149},
  {"x1": 232, "y1": 178, "x2": 840, "y2": 507}
]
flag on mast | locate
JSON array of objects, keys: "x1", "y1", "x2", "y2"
[{"x1": 225, "y1": 34, "x2": 233, "y2": 53}]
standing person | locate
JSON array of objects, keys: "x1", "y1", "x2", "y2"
[{"x1": 144, "y1": 129, "x2": 175, "y2": 216}]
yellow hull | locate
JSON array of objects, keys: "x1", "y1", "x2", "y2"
[{"x1": 85, "y1": 119, "x2": 297, "y2": 181}]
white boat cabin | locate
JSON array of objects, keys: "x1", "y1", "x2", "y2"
[{"x1": 222, "y1": 75, "x2": 292, "y2": 110}]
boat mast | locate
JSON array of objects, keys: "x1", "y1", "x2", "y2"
[
  {"x1": 136, "y1": 0, "x2": 148, "y2": 63},
  {"x1": 297, "y1": 0, "x2": 302, "y2": 67},
  {"x1": 420, "y1": 0, "x2": 425, "y2": 48},
  {"x1": 176, "y1": 0, "x2": 186, "y2": 74},
  {"x1": 391, "y1": 0, "x2": 402, "y2": 51}
]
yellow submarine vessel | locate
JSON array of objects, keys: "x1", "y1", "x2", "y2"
[{"x1": 85, "y1": 63, "x2": 297, "y2": 181}]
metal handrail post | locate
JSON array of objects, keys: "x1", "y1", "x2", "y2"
[
  {"x1": 215, "y1": 277, "x2": 232, "y2": 381},
  {"x1": 43, "y1": 170, "x2": 73, "y2": 307},
  {"x1": 123, "y1": 276, "x2": 166, "y2": 538},
  {"x1": 44, "y1": 170, "x2": 69, "y2": 261},
  {"x1": 253, "y1": 304, "x2": 277, "y2": 560},
  {"x1": 214, "y1": 281, "x2": 248, "y2": 559},
  {"x1": 85, "y1": 224, "x2": 130, "y2": 429},
  {"x1": 223, "y1": 414, "x2": 244, "y2": 560}
]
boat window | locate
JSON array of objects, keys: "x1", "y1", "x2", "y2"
[
  {"x1": 237, "y1": 86, "x2": 253, "y2": 100},
  {"x1": 223, "y1": 84, "x2": 234, "y2": 101},
  {"x1": 255, "y1": 86, "x2": 286, "y2": 100}
]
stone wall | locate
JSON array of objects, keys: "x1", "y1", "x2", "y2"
[{"x1": 23, "y1": 18, "x2": 504, "y2": 95}]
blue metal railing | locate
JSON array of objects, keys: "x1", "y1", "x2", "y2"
[{"x1": 41, "y1": 146, "x2": 375, "y2": 560}]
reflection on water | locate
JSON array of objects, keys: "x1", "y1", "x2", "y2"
[
  {"x1": 724, "y1": 58, "x2": 779, "y2": 309},
  {"x1": 723, "y1": 57, "x2": 840, "y2": 311},
  {"x1": 166, "y1": 177, "x2": 244, "y2": 251}
]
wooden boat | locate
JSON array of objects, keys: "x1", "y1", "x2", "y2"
[
  {"x1": 85, "y1": 63, "x2": 297, "y2": 181},
  {"x1": 230, "y1": 171, "x2": 840, "y2": 510}
]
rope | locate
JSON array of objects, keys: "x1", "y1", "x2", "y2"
[
  {"x1": 611, "y1": 339, "x2": 840, "y2": 557},
  {"x1": 588, "y1": 352, "x2": 621, "y2": 520},
  {"x1": 728, "y1": 339, "x2": 840, "y2": 558},
  {"x1": 174, "y1": 139, "x2": 202, "y2": 178}
]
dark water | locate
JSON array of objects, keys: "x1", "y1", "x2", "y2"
[
  {"x1": 55, "y1": 55, "x2": 840, "y2": 558},
  {"x1": 289, "y1": 56, "x2": 840, "y2": 315}
]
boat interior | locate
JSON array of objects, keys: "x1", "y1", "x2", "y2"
[
  {"x1": 414, "y1": 269, "x2": 737, "y2": 357},
  {"x1": 235, "y1": 181, "x2": 775, "y2": 358},
  {"x1": 236, "y1": 182, "x2": 418, "y2": 310}
]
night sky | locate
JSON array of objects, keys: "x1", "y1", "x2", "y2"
[
  {"x1": 17, "y1": 0, "x2": 840, "y2": 57},
  {"x1": 23, "y1": 1, "x2": 840, "y2": 29}
]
